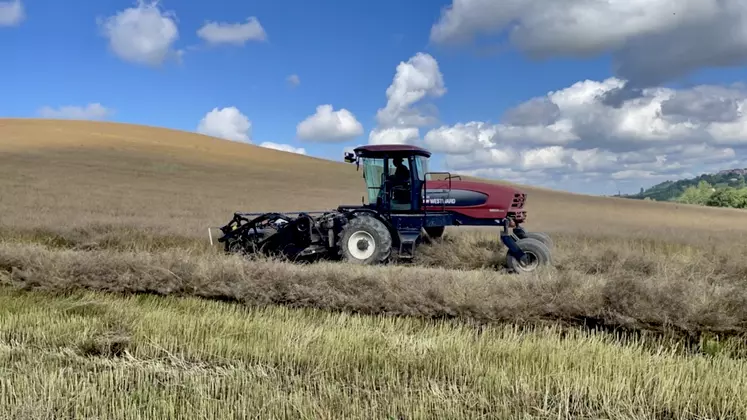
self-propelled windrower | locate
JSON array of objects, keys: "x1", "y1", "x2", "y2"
[{"x1": 212, "y1": 144, "x2": 553, "y2": 273}]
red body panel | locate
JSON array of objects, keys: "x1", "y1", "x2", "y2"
[{"x1": 423, "y1": 180, "x2": 527, "y2": 223}]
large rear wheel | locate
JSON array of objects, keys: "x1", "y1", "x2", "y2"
[
  {"x1": 339, "y1": 215, "x2": 393, "y2": 265},
  {"x1": 505, "y1": 237, "x2": 552, "y2": 274}
]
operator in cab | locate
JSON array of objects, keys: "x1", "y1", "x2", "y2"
[
  {"x1": 387, "y1": 157, "x2": 412, "y2": 209},
  {"x1": 390, "y1": 157, "x2": 410, "y2": 183}
]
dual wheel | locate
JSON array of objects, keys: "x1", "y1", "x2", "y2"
[{"x1": 505, "y1": 232, "x2": 553, "y2": 274}]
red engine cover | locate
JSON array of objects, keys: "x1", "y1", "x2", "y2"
[{"x1": 423, "y1": 180, "x2": 527, "y2": 222}]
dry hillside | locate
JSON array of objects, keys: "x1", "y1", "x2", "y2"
[{"x1": 3, "y1": 118, "x2": 747, "y2": 239}]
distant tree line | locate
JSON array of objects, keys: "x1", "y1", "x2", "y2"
[
  {"x1": 675, "y1": 180, "x2": 747, "y2": 209},
  {"x1": 622, "y1": 170, "x2": 747, "y2": 209}
]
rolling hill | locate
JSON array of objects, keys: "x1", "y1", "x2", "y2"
[{"x1": 3, "y1": 118, "x2": 747, "y2": 239}]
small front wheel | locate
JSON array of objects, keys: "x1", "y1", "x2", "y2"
[{"x1": 505, "y1": 237, "x2": 552, "y2": 274}]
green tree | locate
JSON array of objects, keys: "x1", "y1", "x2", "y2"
[
  {"x1": 676, "y1": 181, "x2": 714, "y2": 205},
  {"x1": 707, "y1": 188, "x2": 735, "y2": 208},
  {"x1": 737, "y1": 188, "x2": 747, "y2": 208},
  {"x1": 705, "y1": 187, "x2": 747, "y2": 208}
]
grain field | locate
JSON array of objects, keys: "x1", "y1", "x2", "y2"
[{"x1": 3, "y1": 118, "x2": 747, "y2": 419}]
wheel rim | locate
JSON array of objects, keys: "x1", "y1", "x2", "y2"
[
  {"x1": 347, "y1": 231, "x2": 375, "y2": 260},
  {"x1": 517, "y1": 251, "x2": 539, "y2": 271}
]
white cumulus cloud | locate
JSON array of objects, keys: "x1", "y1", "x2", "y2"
[
  {"x1": 375, "y1": 52, "x2": 446, "y2": 128},
  {"x1": 0, "y1": 0, "x2": 23, "y2": 26},
  {"x1": 197, "y1": 107, "x2": 252, "y2": 143},
  {"x1": 259, "y1": 142, "x2": 306, "y2": 155},
  {"x1": 296, "y1": 104, "x2": 364, "y2": 142},
  {"x1": 368, "y1": 52, "x2": 445, "y2": 145},
  {"x1": 97, "y1": 0, "x2": 181, "y2": 67},
  {"x1": 369, "y1": 127, "x2": 420, "y2": 145},
  {"x1": 197, "y1": 17, "x2": 267, "y2": 45},
  {"x1": 430, "y1": 0, "x2": 747, "y2": 86},
  {"x1": 421, "y1": 77, "x2": 747, "y2": 193},
  {"x1": 38, "y1": 103, "x2": 113, "y2": 120},
  {"x1": 423, "y1": 122, "x2": 497, "y2": 154}
]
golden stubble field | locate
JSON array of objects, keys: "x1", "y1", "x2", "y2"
[{"x1": 3, "y1": 118, "x2": 747, "y2": 419}]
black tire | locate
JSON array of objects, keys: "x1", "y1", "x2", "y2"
[
  {"x1": 224, "y1": 236, "x2": 250, "y2": 254},
  {"x1": 523, "y1": 232, "x2": 553, "y2": 249},
  {"x1": 224, "y1": 230, "x2": 263, "y2": 255},
  {"x1": 505, "y1": 237, "x2": 552, "y2": 274},
  {"x1": 423, "y1": 226, "x2": 445, "y2": 239},
  {"x1": 224, "y1": 239, "x2": 241, "y2": 254},
  {"x1": 338, "y1": 215, "x2": 393, "y2": 265}
]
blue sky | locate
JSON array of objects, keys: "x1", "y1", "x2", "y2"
[{"x1": 3, "y1": 0, "x2": 747, "y2": 195}]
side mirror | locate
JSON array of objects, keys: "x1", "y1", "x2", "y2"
[{"x1": 344, "y1": 152, "x2": 360, "y2": 170}]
